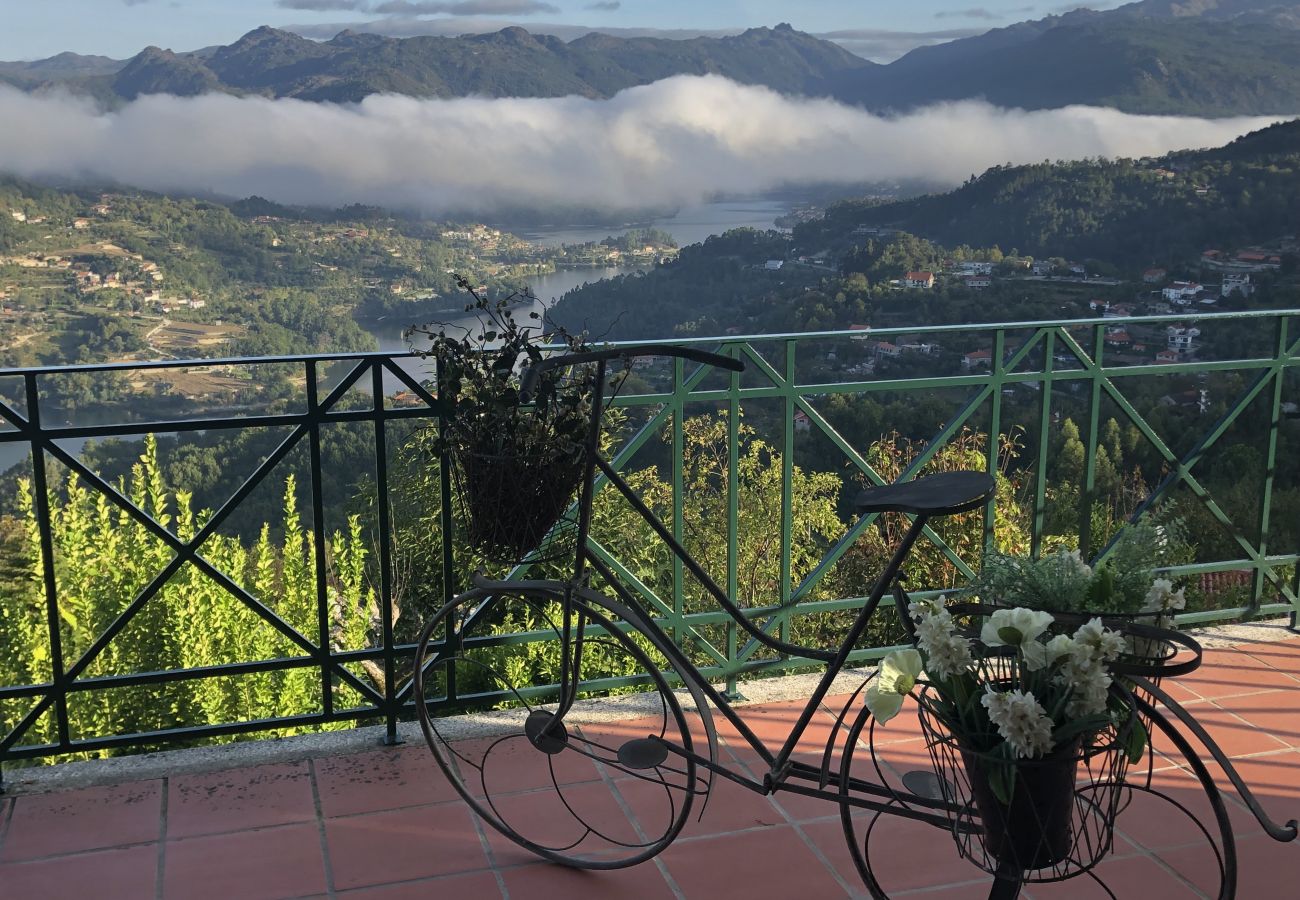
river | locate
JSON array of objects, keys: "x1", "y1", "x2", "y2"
[{"x1": 0, "y1": 199, "x2": 792, "y2": 475}]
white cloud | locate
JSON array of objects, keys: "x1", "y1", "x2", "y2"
[{"x1": 0, "y1": 78, "x2": 1283, "y2": 216}]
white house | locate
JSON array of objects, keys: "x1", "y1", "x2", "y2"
[
  {"x1": 1166, "y1": 326, "x2": 1201, "y2": 354},
  {"x1": 962, "y1": 275, "x2": 992, "y2": 290},
  {"x1": 1162, "y1": 281, "x2": 1202, "y2": 304},
  {"x1": 1222, "y1": 273, "x2": 1254, "y2": 298},
  {"x1": 764, "y1": 259, "x2": 784, "y2": 271},
  {"x1": 903, "y1": 271, "x2": 935, "y2": 289},
  {"x1": 959, "y1": 261, "x2": 994, "y2": 276}
]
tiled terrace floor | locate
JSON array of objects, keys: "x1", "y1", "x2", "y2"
[{"x1": 1, "y1": 637, "x2": 1298, "y2": 899}]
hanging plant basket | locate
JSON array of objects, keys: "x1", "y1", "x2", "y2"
[
  {"x1": 451, "y1": 442, "x2": 584, "y2": 565},
  {"x1": 408, "y1": 277, "x2": 596, "y2": 566}
]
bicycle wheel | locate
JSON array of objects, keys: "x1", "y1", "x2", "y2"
[
  {"x1": 836, "y1": 699, "x2": 1239, "y2": 899},
  {"x1": 413, "y1": 583, "x2": 701, "y2": 869}
]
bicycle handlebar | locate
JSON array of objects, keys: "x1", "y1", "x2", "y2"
[{"x1": 519, "y1": 345, "x2": 745, "y2": 401}]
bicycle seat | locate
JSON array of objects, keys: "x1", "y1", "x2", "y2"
[{"x1": 855, "y1": 470, "x2": 995, "y2": 516}]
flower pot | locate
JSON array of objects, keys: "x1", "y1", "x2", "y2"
[{"x1": 960, "y1": 739, "x2": 1081, "y2": 871}]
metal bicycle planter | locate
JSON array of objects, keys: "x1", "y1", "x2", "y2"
[{"x1": 413, "y1": 345, "x2": 1298, "y2": 899}]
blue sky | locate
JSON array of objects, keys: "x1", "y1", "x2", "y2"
[{"x1": 0, "y1": 1, "x2": 1121, "y2": 62}]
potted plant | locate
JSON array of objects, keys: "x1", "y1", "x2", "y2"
[
  {"x1": 868, "y1": 602, "x2": 1144, "y2": 872},
  {"x1": 967, "y1": 523, "x2": 1189, "y2": 665},
  {"x1": 409, "y1": 278, "x2": 593, "y2": 563}
]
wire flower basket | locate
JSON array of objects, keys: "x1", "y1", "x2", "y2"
[
  {"x1": 451, "y1": 444, "x2": 583, "y2": 565},
  {"x1": 916, "y1": 681, "x2": 1135, "y2": 882}
]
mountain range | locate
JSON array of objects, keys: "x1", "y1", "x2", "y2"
[{"x1": 2, "y1": 1, "x2": 1300, "y2": 115}]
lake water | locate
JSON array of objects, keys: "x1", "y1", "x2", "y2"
[
  {"x1": 0, "y1": 199, "x2": 791, "y2": 475},
  {"x1": 514, "y1": 198, "x2": 791, "y2": 249}
]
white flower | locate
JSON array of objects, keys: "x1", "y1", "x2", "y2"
[
  {"x1": 1142, "y1": 578, "x2": 1187, "y2": 614},
  {"x1": 865, "y1": 649, "x2": 923, "y2": 724},
  {"x1": 981, "y1": 607, "x2": 1055, "y2": 649},
  {"x1": 1056, "y1": 649, "x2": 1113, "y2": 717},
  {"x1": 908, "y1": 597, "x2": 944, "y2": 621},
  {"x1": 1072, "y1": 617, "x2": 1127, "y2": 663},
  {"x1": 1045, "y1": 633, "x2": 1077, "y2": 667},
  {"x1": 1022, "y1": 632, "x2": 1074, "y2": 672},
  {"x1": 915, "y1": 608, "x2": 955, "y2": 645},
  {"x1": 981, "y1": 688, "x2": 1055, "y2": 758},
  {"x1": 1061, "y1": 548, "x2": 1093, "y2": 577},
  {"x1": 913, "y1": 606, "x2": 974, "y2": 679},
  {"x1": 924, "y1": 630, "x2": 975, "y2": 679}
]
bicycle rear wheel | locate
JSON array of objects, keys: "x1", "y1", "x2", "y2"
[{"x1": 413, "y1": 583, "x2": 701, "y2": 869}]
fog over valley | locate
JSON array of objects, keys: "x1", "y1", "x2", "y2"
[{"x1": 0, "y1": 75, "x2": 1285, "y2": 216}]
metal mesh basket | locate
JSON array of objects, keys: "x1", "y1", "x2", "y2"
[
  {"x1": 451, "y1": 446, "x2": 584, "y2": 565},
  {"x1": 915, "y1": 681, "x2": 1134, "y2": 883}
]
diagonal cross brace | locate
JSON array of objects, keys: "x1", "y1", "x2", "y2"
[{"x1": 2, "y1": 362, "x2": 387, "y2": 752}]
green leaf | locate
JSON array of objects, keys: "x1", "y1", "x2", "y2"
[
  {"x1": 1050, "y1": 714, "x2": 1109, "y2": 745},
  {"x1": 1123, "y1": 718, "x2": 1148, "y2": 764},
  {"x1": 986, "y1": 746, "x2": 1018, "y2": 805}
]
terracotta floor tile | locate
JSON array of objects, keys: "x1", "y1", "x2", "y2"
[
  {"x1": 167, "y1": 761, "x2": 316, "y2": 839},
  {"x1": 662, "y1": 825, "x2": 850, "y2": 898},
  {"x1": 163, "y1": 823, "x2": 325, "y2": 900},
  {"x1": 803, "y1": 815, "x2": 987, "y2": 895},
  {"x1": 0, "y1": 843, "x2": 156, "y2": 900},
  {"x1": 1211, "y1": 690, "x2": 1300, "y2": 748},
  {"x1": 315, "y1": 747, "x2": 457, "y2": 818},
  {"x1": 1162, "y1": 749, "x2": 1300, "y2": 843},
  {"x1": 1116, "y1": 764, "x2": 1264, "y2": 849},
  {"x1": 501, "y1": 861, "x2": 675, "y2": 899},
  {"x1": 2, "y1": 780, "x2": 161, "y2": 861},
  {"x1": 1175, "y1": 648, "x2": 1297, "y2": 700},
  {"x1": 1237, "y1": 638, "x2": 1300, "y2": 674},
  {"x1": 1177, "y1": 703, "x2": 1291, "y2": 758},
  {"x1": 5, "y1": 656, "x2": 1297, "y2": 900},
  {"x1": 450, "y1": 733, "x2": 602, "y2": 798},
  {"x1": 338, "y1": 870, "x2": 503, "y2": 898},
  {"x1": 618, "y1": 767, "x2": 784, "y2": 840},
  {"x1": 325, "y1": 802, "x2": 489, "y2": 890},
  {"x1": 1024, "y1": 853, "x2": 1201, "y2": 899},
  {"x1": 1159, "y1": 830, "x2": 1300, "y2": 898},
  {"x1": 478, "y1": 779, "x2": 641, "y2": 868},
  {"x1": 739, "y1": 699, "x2": 843, "y2": 754}
]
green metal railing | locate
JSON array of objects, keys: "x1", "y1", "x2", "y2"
[{"x1": 0, "y1": 309, "x2": 1296, "y2": 774}]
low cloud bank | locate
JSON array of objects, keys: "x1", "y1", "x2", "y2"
[{"x1": 0, "y1": 77, "x2": 1285, "y2": 216}]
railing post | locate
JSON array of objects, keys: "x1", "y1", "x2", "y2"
[
  {"x1": 725, "y1": 345, "x2": 743, "y2": 700},
  {"x1": 983, "y1": 329, "x2": 1006, "y2": 553},
  {"x1": 671, "y1": 356, "x2": 685, "y2": 650},
  {"x1": 1032, "y1": 330, "x2": 1056, "y2": 558},
  {"x1": 780, "y1": 340, "x2": 795, "y2": 649},
  {"x1": 1080, "y1": 325, "x2": 1105, "y2": 560},
  {"x1": 371, "y1": 362, "x2": 401, "y2": 745},
  {"x1": 26, "y1": 372, "x2": 69, "y2": 752},
  {"x1": 306, "y1": 361, "x2": 333, "y2": 720},
  {"x1": 1251, "y1": 316, "x2": 1288, "y2": 615},
  {"x1": 437, "y1": 357, "x2": 457, "y2": 705}
]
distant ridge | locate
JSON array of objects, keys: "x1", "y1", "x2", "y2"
[
  {"x1": 4, "y1": 2, "x2": 1300, "y2": 115},
  {"x1": 0, "y1": 24, "x2": 870, "y2": 105}
]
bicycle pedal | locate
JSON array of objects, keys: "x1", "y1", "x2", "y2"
[
  {"x1": 618, "y1": 737, "x2": 669, "y2": 769},
  {"x1": 524, "y1": 709, "x2": 569, "y2": 755},
  {"x1": 902, "y1": 769, "x2": 949, "y2": 800}
]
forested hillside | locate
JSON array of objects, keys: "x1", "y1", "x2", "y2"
[{"x1": 795, "y1": 119, "x2": 1300, "y2": 266}]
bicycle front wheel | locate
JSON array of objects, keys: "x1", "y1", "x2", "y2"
[{"x1": 413, "y1": 583, "x2": 700, "y2": 869}]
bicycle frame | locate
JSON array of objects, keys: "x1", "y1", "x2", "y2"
[{"x1": 514, "y1": 346, "x2": 964, "y2": 825}]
